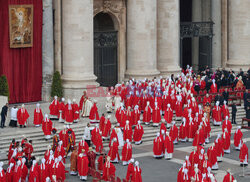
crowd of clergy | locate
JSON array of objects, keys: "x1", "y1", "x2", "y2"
[{"x1": 0, "y1": 65, "x2": 249, "y2": 182}]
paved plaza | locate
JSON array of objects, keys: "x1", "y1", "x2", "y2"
[{"x1": 0, "y1": 97, "x2": 250, "y2": 182}]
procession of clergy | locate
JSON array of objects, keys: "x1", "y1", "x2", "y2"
[{"x1": 1, "y1": 66, "x2": 249, "y2": 182}]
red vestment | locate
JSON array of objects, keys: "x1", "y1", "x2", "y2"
[
  {"x1": 143, "y1": 105, "x2": 151, "y2": 123},
  {"x1": 72, "y1": 103, "x2": 80, "y2": 121},
  {"x1": 38, "y1": 163, "x2": 49, "y2": 182},
  {"x1": 126, "y1": 163, "x2": 134, "y2": 181},
  {"x1": 221, "y1": 131, "x2": 230, "y2": 150},
  {"x1": 222, "y1": 120, "x2": 232, "y2": 135},
  {"x1": 222, "y1": 105, "x2": 230, "y2": 120},
  {"x1": 132, "y1": 166, "x2": 142, "y2": 182},
  {"x1": 108, "y1": 141, "x2": 120, "y2": 161},
  {"x1": 207, "y1": 146, "x2": 218, "y2": 166},
  {"x1": 165, "y1": 135, "x2": 174, "y2": 154},
  {"x1": 223, "y1": 173, "x2": 235, "y2": 182},
  {"x1": 239, "y1": 143, "x2": 249, "y2": 163},
  {"x1": 78, "y1": 140, "x2": 89, "y2": 154},
  {"x1": 89, "y1": 103, "x2": 99, "y2": 121},
  {"x1": 65, "y1": 104, "x2": 74, "y2": 123},
  {"x1": 49, "y1": 99, "x2": 59, "y2": 116},
  {"x1": 234, "y1": 128, "x2": 243, "y2": 148},
  {"x1": 59, "y1": 129, "x2": 68, "y2": 148},
  {"x1": 29, "y1": 165, "x2": 39, "y2": 182},
  {"x1": 164, "y1": 107, "x2": 173, "y2": 124},
  {"x1": 152, "y1": 107, "x2": 161, "y2": 124},
  {"x1": 101, "y1": 119, "x2": 111, "y2": 138},
  {"x1": 170, "y1": 124, "x2": 178, "y2": 142},
  {"x1": 77, "y1": 154, "x2": 89, "y2": 176},
  {"x1": 102, "y1": 161, "x2": 116, "y2": 181},
  {"x1": 212, "y1": 106, "x2": 222, "y2": 123},
  {"x1": 58, "y1": 102, "x2": 65, "y2": 119},
  {"x1": 123, "y1": 124, "x2": 133, "y2": 141},
  {"x1": 133, "y1": 124, "x2": 144, "y2": 142},
  {"x1": 210, "y1": 83, "x2": 217, "y2": 93},
  {"x1": 132, "y1": 109, "x2": 141, "y2": 126},
  {"x1": 33, "y1": 108, "x2": 43, "y2": 125},
  {"x1": 17, "y1": 108, "x2": 29, "y2": 125},
  {"x1": 122, "y1": 143, "x2": 132, "y2": 162},
  {"x1": 42, "y1": 118, "x2": 52, "y2": 136},
  {"x1": 153, "y1": 137, "x2": 163, "y2": 156},
  {"x1": 91, "y1": 127, "x2": 100, "y2": 146}
]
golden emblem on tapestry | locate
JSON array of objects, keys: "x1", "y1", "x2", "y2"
[{"x1": 9, "y1": 5, "x2": 33, "y2": 48}]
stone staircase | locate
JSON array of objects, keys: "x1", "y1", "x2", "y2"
[{"x1": 0, "y1": 105, "x2": 246, "y2": 164}]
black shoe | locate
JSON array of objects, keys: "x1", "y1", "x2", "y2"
[
  {"x1": 24, "y1": 126, "x2": 26, "y2": 128},
  {"x1": 20, "y1": 125, "x2": 22, "y2": 128}
]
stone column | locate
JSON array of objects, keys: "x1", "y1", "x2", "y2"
[
  {"x1": 126, "y1": 0, "x2": 160, "y2": 79},
  {"x1": 211, "y1": 0, "x2": 222, "y2": 69},
  {"x1": 53, "y1": 0, "x2": 62, "y2": 73},
  {"x1": 157, "y1": 0, "x2": 181, "y2": 76},
  {"x1": 42, "y1": 0, "x2": 54, "y2": 101},
  {"x1": 192, "y1": 0, "x2": 202, "y2": 71},
  {"x1": 227, "y1": 0, "x2": 250, "y2": 71},
  {"x1": 62, "y1": 0, "x2": 98, "y2": 100}
]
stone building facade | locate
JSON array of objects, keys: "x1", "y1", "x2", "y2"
[{"x1": 42, "y1": 0, "x2": 250, "y2": 101}]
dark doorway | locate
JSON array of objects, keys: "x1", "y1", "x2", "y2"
[
  {"x1": 199, "y1": 37, "x2": 212, "y2": 70},
  {"x1": 94, "y1": 13, "x2": 118, "y2": 87},
  {"x1": 180, "y1": 0, "x2": 192, "y2": 69}
]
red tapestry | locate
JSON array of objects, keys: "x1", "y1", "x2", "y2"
[{"x1": 0, "y1": 0, "x2": 43, "y2": 103}]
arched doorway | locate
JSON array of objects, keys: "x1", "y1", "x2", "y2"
[{"x1": 94, "y1": 12, "x2": 118, "y2": 86}]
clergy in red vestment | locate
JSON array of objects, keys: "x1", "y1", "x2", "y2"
[
  {"x1": 164, "y1": 104, "x2": 173, "y2": 128},
  {"x1": 175, "y1": 94, "x2": 183, "y2": 117},
  {"x1": 21, "y1": 158, "x2": 28, "y2": 181},
  {"x1": 13, "y1": 160, "x2": 22, "y2": 182},
  {"x1": 212, "y1": 101, "x2": 222, "y2": 126},
  {"x1": 102, "y1": 156, "x2": 116, "y2": 181},
  {"x1": 126, "y1": 159, "x2": 134, "y2": 181},
  {"x1": 203, "y1": 94, "x2": 211, "y2": 106},
  {"x1": 24, "y1": 140, "x2": 33, "y2": 160},
  {"x1": 95, "y1": 131, "x2": 103, "y2": 154},
  {"x1": 152, "y1": 102, "x2": 161, "y2": 127},
  {"x1": 29, "y1": 160, "x2": 39, "y2": 182},
  {"x1": 72, "y1": 99, "x2": 80, "y2": 123},
  {"x1": 222, "y1": 169, "x2": 236, "y2": 182},
  {"x1": 126, "y1": 106, "x2": 133, "y2": 126},
  {"x1": 222, "y1": 101, "x2": 230, "y2": 120},
  {"x1": 221, "y1": 129, "x2": 231, "y2": 154},
  {"x1": 210, "y1": 79, "x2": 218, "y2": 93},
  {"x1": 58, "y1": 98, "x2": 65, "y2": 123},
  {"x1": 170, "y1": 121, "x2": 179, "y2": 144},
  {"x1": 190, "y1": 164, "x2": 202, "y2": 182},
  {"x1": 66, "y1": 130, "x2": 76, "y2": 156},
  {"x1": 17, "y1": 104, "x2": 29, "y2": 127},
  {"x1": 91, "y1": 124, "x2": 100, "y2": 147},
  {"x1": 179, "y1": 118, "x2": 187, "y2": 142},
  {"x1": 207, "y1": 144, "x2": 218, "y2": 170},
  {"x1": 78, "y1": 136, "x2": 89, "y2": 155},
  {"x1": 39, "y1": 158, "x2": 49, "y2": 182},
  {"x1": 77, "y1": 150, "x2": 89, "y2": 181},
  {"x1": 0, "y1": 162, "x2": 6, "y2": 182},
  {"x1": 192, "y1": 125, "x2": 205, "y2": 147},
  {"x1": 222, "y1": 116, "x2": 232, "y2": 135},
  {"x1": 124, "y1": 120, "x2": 133, "y2": 142},
  {"x1": 89, "y1": 100, "x2": 100, "y2": 123},
  {"x1": 100, "y1": 115, "x2": 111, "y2": 139},
  {"x1": 64, "y1": 99, "x2": 74, "y2": 124},
  {"x1": 187, "y1": 117, "x2": 196, "y2": 142},
  {"x1": 56, "y1": 156, "x2": 66, "y2": 182},
  {"x1": 108, "y1": 138, "x2": 120, "y2": 163},
  {"x1": 42, "y1": 114, "x2": 53, "y2": 140},
  {"x1": 153, "y1": 132, "x2": 164, "y2": 158},
  {"x1": 234, "y1": 126, "x2": 243, "y2": 150},
  {"x1": 49, "y1": 96, "x2": 60, "y2": 118},
  {"x1": 70, "y1": 146, "x2": 78, "y2": 176},
  {"x1": 143, "y1": 101, "x2": 152, "y2": 125},
  {"x1": 239, "y1": 141, "x2": 249, "y2": 166},
  {"x1": 33, "y1": 103, "x2": 43, "y2": 126},
  {"x1": 214, "y1": 134, "x2": 224, "y2": 162},
  {"x1": 6, "y1": 163, "x2": 14, "y2": 182},
  {"x1": 132, "y1": 105, "x2": 140, "y2": 126},
  {"x1": 97, "y1": 154, "x2": 106, "y2": 173},
  {"x1": 133, "y1": 161, "x2": 142, "y2": 182},
  {"x1": 122, "y1": 139, "x2": 133, "y2": 166},
  {"x1": 164, "y1": 132, "x2": 174, "y2": 160},
  {"x1": 133, "y1": 121, "x2": 144, "y2": 145},
  {"x1": 59, "y1": 126, "x2": 68, "y2": 148},
  {"x1": 44, "y1": 145, "x2": 51, "y2": 161},
  {"x1": 54, "y1": 141, "x2": 65, "y2": 159},
  {"x1": 46, "y1": 153, "x2": 54, "y2": 180}
]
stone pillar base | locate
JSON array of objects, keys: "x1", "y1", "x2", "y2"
[
  {"x1": 125, "y1": 69, "x2": 160, "y2": 80},
  {"x1": 226, "y1": 60, "x2": 250, "y2": 71},
  {"x1": 42, "y1": 84, "x2": 52, "y2": 102},
  {"x1": 62, "y1": 75, "x2": 99, "y2": 102},
  {"x1": 159, "y1": 66, "x2": 181, "y2": 77}
]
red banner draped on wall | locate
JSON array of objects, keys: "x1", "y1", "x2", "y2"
[{"x1": 0, "y1": 0, "x2": 43, "y2": 103}]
